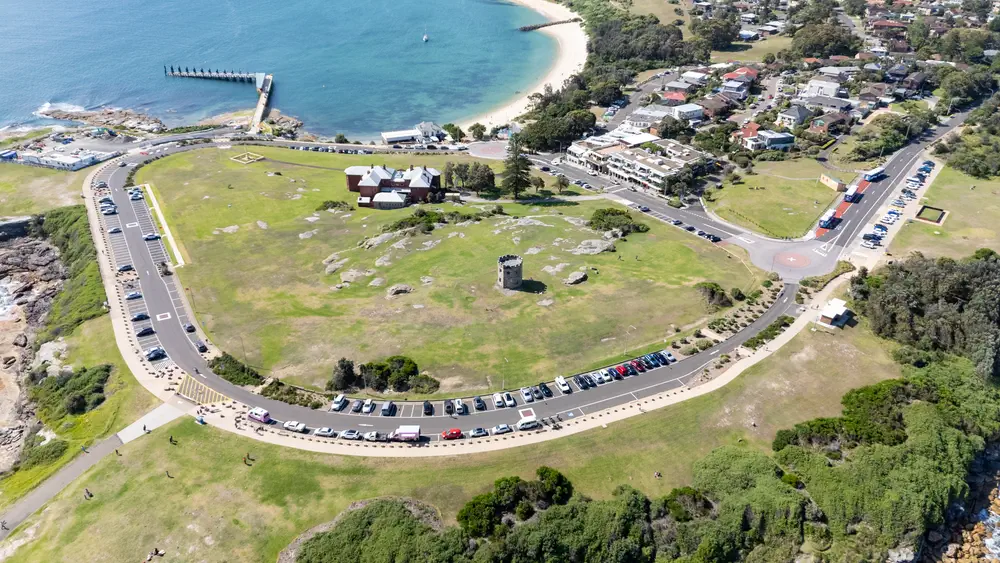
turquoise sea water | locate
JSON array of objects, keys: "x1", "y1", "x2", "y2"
[{"x1": 0, "y1": 0, "x2": 555, "y2": 137}]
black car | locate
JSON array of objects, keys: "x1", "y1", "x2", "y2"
[
  {"x1": 640, "y1": 357, "x2": 655, "y2": 369},
  {"x1": 444, "y1": 401, "x2": 455, "y2": 415},
  {"x1": 538, "y1": 382, "x2": 552, "y2": 397},
  {"x1": 625, "y1": 364, "x2": 637, "y2": 376},
  {"x1": 423, "y1": 401, "x2": 433, "y2": 416},
  {"x1": 473, "y1": 396, "x2": 487, "y2": 411},
  {"x1": 709, "y1": 235, "x2": 722, "y2": 243},
  {"x1": 862, "y1": 233, "x2": 882, "y2": 241},
  {"x1": 540, "y1": 166, "x2": 550, "y2": 172},
  {"x1": 131, "y1": 312, "x2": 149, "y2": 321},
  {"x1": 685, "y1": 226, "x2": 696, "y2": 232},
  {"x1": 136, "y1": 327, "x2": 155, "y2": 337},
  {"x1": 183, "y1": 323, "x2": 196, "y2": 333},
  {"x1": 351, "y1": 399, "x2": 363, "y2": 413},
  {"x1": 696, "y1": 230, "x2": 706, "y2": 237},
  {"x1": 582, "y1": 374, "x2": 597, "y2": 387},
  {"x1": 531, "y1": 386, "x2": 543, "y2": 400},
  {"x1": 574, "y1": 374, "x2": 588, "y2": 389},
  {"x1": 195, "y1": 340, "x2": 208, "y2": 353}
]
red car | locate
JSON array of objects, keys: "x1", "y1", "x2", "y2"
[
  {"x1": 616, "y1": 365, "x2": 628, "y2": 377},
  {"x1": 630, "y1": 360, "x2": 646, "y2": 372},
  {"x1": 441, "y1": 428, "x2": 463, "y2": 440}
]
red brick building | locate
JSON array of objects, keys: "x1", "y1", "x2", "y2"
[{"x1": 345, "y1": 165, "x2": 442, "y2": 209}]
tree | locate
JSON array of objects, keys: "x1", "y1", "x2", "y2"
[
  {"x1": 690, "y1": 15, "x2": 740, "y2": 50},
  {"x1": 536, "y1": 466, "x2": 573, "y2": 504},
  {"x1": 763, "y1": 52, "x2": 776, "y2": 65},
  {"x1": 334, "y1": 133, "x2": 348, "y2": 144},
  {"x1": 326, "y1": 358, "x2": 356, "y2": 391},
  {"x1": 454, "y1": 162, "x2": 470, "y2": 188},
  {"x1": 655, "y1": 116, "x2": 694, "y2": 140},
  {"x1": 501, "y1": 135, "x2": 532, "y2": 199},
  {"x1": 442, "y1": 123, "x2": 464, "y2": 141},
  {"x1": 790, "y1": 23, "x2": 860, "y2": 58},
  {"x1": 556, "y1": 175, "x2": 570, "y2": 194},
  {"x1": 467, "y1": 162, "x2": 496, "y2": 194},
  {"x1": 530, "y1": 176, "x2": 545, "y2": 193},
  {"x1": 843, "y1": 0, "x2": 866, "y2": 16},
  {"x1": 469, "y1": 122, "x2": 487, "y2": 141},
  {"x1": 442, "y1": 161, "x2": 455, "y2": 189}
]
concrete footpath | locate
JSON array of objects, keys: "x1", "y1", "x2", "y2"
[{"x1": 0, "y1": 404, "x2": 183, "y2": 541}]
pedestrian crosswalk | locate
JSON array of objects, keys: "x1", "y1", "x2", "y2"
[{"x1": 177, "y1": 375, "x2": 230, "y2": 405}]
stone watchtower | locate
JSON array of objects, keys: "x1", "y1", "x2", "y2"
[{"x1": 497, "y1": 254, "x2": 523, "y2": 290}]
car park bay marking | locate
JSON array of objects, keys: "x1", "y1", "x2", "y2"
[
  {"x1": 156, "y1": 312, "x2": 172, "y2": 321},
  {"x1": 126, "y1": 222, "x2": 139, "y2": 228},
  {"x1": 518, "y1": 408, "x2": 535, "y2": 419}
]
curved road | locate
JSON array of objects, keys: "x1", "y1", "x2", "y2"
[{"x1": 87, "y1": 108, "x2": 966, "y2": 438}]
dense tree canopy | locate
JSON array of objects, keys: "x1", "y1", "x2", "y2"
[
  {"x1": 791, "y1": 23, "x2": 860, "y2": 58},
  {"x1": 690, "y1": 15, "x2": 740, "y2": 50}
]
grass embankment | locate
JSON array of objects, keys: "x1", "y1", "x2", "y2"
[
  {"x1": 827, "y1": 133, "x2": 881, "y2": 172},
  {"x1": 0, "y1": 317, "x2": 158, "y2": 510},
  {"x1": 711, "y1": 36, "x2": 793, "y2": 63},
  {"x1": 707, "y1": 160, "x2": 849, "y2": 238},
  {"x1": 5, "y1": 316, "x2": 900, "y2": 562},
  {"x1": 891, "y1": 166, "x2": 1000, "y2": 258},
  {"x1": 33, "y1": 206, "x2": 106, "y2": 343},
  {"x1": 0, "y1": 128, "x2": 52, "y2": 150},
  {"x1": 0, "y1": 165, "x2": 84, "y2": 216},
  {"x1": 137, "y1": 147, "x2": 759, "y2": 395}
]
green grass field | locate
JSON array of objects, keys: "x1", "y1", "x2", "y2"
[
  {"x1": 890, "y1": 166, "x2": 1000, "y2": 258},
  {"x1": 136, "y1": 147, "x2": 759, "y2": 395},
  {"x1": 5, "y1": 312, "x2": 900, "y2": 562},
  {"x1": 632, "y1": 0, "x2": 691, "y2": 30},
  {"x1": 706, "y1": 160, "x2": 849, "y2": 238},
  {"x1": 0, "y1": 317, "x2": 157, "y2": 510},
  {"x1": 711, "y1": 36, "x2": 793, "y2": 63},
  {"x1": 0, "y1": 128, "x2": 52, "y2": 150},
  {"x1": 0, "y1": 164, "x2": 84, "y2": 216}
]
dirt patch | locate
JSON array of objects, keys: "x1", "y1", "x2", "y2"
[
  {"x1": 212, "y1": 225, "x2": 239, "y2": 235},
  {"x1": 275, "y1": 498, "x2": 442, "y2": 563}
]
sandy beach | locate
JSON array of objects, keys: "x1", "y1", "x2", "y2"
[{"x1": 458, "y1": 0, "x2": 588, "y2": 131}]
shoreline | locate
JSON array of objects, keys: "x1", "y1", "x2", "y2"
[{"x1": 456, "y1": 0, "x2": 587, "y2": 131}]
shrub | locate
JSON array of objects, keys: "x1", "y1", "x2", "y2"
[
  {"x1": 588, "y1": 207, "x2": 649, "y2": 235},
  {"x1": 19, "y1": 436, "x2": 68, "y2": 470},
  {"x1": 30, "y1": 364, "x2": 112, "y2": 423},
  {"x1": 208, "y1": 353, "x2": 262, "y2": 386},
  {"x1": 695, "y1": 282, "x2": 733, "y2": 310},
  {"x1": 515, "y1": 500, "x2": 535, "y2": 521}
]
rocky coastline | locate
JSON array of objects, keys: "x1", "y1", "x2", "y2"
[{"x1": 38, "y1": 107, "x2": 166, "y2": 133}]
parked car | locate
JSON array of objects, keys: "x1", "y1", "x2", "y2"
[
  {"x1": 615, "y1": 365, "x2": 628, "y2": 377},
  {"x1": 473, "y1": 396, "x2": 487, "y2": 410},
  {"x1": 582, "y1": 373, "x2": 597, "y2": 387},
  {"x1": 362, "y1": 399, "x2": 375, "y2": 413},
  {"x1": 131, "y1": 312, "x2": 149, "y2": 321},
  {"x1": 441, "y1": 428, "x2": 463, "y2": 440},
  {"x1": 573, "y1": 374, "x2": 588, "y2": 389},
  {"x1": 143, "y1": 233, "x2": 160, "y2": 241},
  {"x1": 136, "y1": 327, "x2": 155, "y2": 337},
  {"x1": 662, "y1": 350, "x2": 677, "y2": 363},
  {"x1": 493, "y1": 392, "x2": 505, "y2": 408},
  {"x1": 351, "y1": 399, "x2": 363, "y2": 413},
  {"x1": 503, "y1": 392, "x2": 516, "y2": 408},
  {"x1": 117, "y1": 264, "x2": 133, "y2": 273},
  {"x1": 195, "y1": 340, "x2": 208, "y2": 353},
  {"x1": 108, "y1": 227, "x2": 122, "y2": 234},
  {"x1": 538, "y1": 382, "x2": 552, "y2": 397},
  {"x1": 314, "y1": 427, "x2": 336, "y2": 437},
  {"x1": 444, "y1": 400, "x2": 455, "y2": 415},
  {"x1": 492, "y1": 424, "x2": 513, "y2": 435},
  {"x1": 283, "y1": 421, "x2": 307, "y2": 433},
  {"x1": 555, "y1": 376, "x2": 571, "y2": 393},
  {"x1": 380, "y1": 401, "x2": 395, "y2": 416},
  {"x1": 454, "y1": 398, "x2": 466, "y2": 414},
  {"x1": 530, "y1": 386, "x2": 543, "y2": 400},
  {"x1": 520, "y1": 387, "x2": 534, "y2": 402},
  {"x1": 363, "y1": 431, "x2": 387, "y2": 442},
  {"x1": 126, "y1": 291, "x2": 142, "y2": 300},
  {"x1": 423, "y1": 401, "x2": 433, "y2": 415},
  {"x1": 145, "y1": 347, "x2": 166, "y2": 361},
  {"x1": 340, "y1": 429, "x2": 362, "y2": 440},
  {"x1": 469, "y1": 427, "x2": 489, "y2": 438},
  {"x1": 183, "y1": 323, "x2": 196, "y2": 333}
]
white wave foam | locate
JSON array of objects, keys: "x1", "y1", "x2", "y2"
[{"x1": 33, "y1": 102, "x2": 87, "y2": 117}]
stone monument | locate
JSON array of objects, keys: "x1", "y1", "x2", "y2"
[{"x1": 497, "y1": 254, "x2": 523, "y2": 290}]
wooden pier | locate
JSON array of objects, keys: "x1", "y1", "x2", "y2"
[{"x1": 164, "y1": 66, "x2": 273, "y2": 134}]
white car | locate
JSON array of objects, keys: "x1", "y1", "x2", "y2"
[
  {"x1": 469, "y1": 427, "x2": 489, "y2": 438},
  {"x1": 520, "y1": 387, "x2": 534, "y2": 403},
  {"x1": 108, "y1": 227, "x2": 122, "y2": 234},
  {"x1": 593, "y1": 371, "x2": 611, "y2": 384},
  {"x1": 861, "y1": 241, "x2": 877, "y2": 250},
  {"x1": 363, "y1": 431, "x2": 386, "y2": 442},
  {"x1": 492, "y1": 424, "x2": 513, "y2": 435},
  {"x1": 492, "y1": 392, "x2": 504, "y2": 408},
  {"x1": 503, "y1": 392, "x2": 516, "y2": 408},
  {"x1": 362, "y1": 399, "x2": 375, "y2": 413},
  {"x1": 125, "y1": 291, "x2": 142, "y2": 300},
  {"x1": 555, "y1": 376, "x2": 571, "y2": 393},
  {"x1": 283, "y1": 420, "x2": 307, "y2": 433},
  {"x1": 314, "y1": 427, "x2": 336, "y2": 437},
  {"x1": 340, "y1": 429, "x2": 362, "y2": 440},
  {"x1": 143, "y1": 233, "x2": 161, "y2": 241},
  {"x1": 453, "y1": 398, "x2": 466, "y2": 414}
]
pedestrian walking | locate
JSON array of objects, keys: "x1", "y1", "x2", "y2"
[
  {"x1": 115, "y1": 449, "x2": 121, "y2": 456},
  {"x1": 84, "y1": 488, "x2": 92, "y2": 499},
  {"x1": 80, "y1": 445, "x2": 88, "y2": 454},
  {"x1": 168, "y1": 435, "x2": 174, "y2": 444},
  {"x1": 142, "y1": 424, "x2": 147, "y2": 433},
  {"x1": 165, "y1": 470, "x2": 172, "y2": 478},
  {"x1": 2, "y1": 520, "x2": 9, "y2": 530}
]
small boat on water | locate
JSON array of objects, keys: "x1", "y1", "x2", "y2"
[{"x1": 423, "y1": 33, "x2": 429, "y2": 42}]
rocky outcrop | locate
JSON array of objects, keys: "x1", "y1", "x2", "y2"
[
  {"x1": 39, "y1": 107, "x2": 166, "y2": 132},
  {"x1": 386, "y1": 284, "x2": 413, "y2": 298},
  {"x1": 568, "y1": 239, "x2": 615, "y2": 255},
  {"x1": 564, "y1": 271, "x2": 588, "y2": 285}
]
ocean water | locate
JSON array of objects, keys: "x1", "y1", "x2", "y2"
[{"x1": 0, "y1": 0, "x2": 555, "y2": 137}]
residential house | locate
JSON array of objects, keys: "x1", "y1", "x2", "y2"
[
  {"x1": 624, "y1": 106, "x2": 671, "y2": 129},
  {"x1": 722, "y1": 67, "x2": 759, "y2": 82},
  {"x1": 886, "y1": 63, "x2": 909, "y2": 81},
  {"x1": 739, "y1": 13, "x2": 758, "y2": 23},
  {"x1": 776, "y1": 105, "x2": 813, "y2": 128},
  {"x1": 738, "y1": 29, "x2": 760, "y2": 41},
  {"x1": 664, "y1": 80, "x2": 697, "y2": 93},
  {"x1": 808, "y1": 112, "x2": 850, "y2": 135},
  {"x1": 859, "y1": 83, "x2": 892, "y2": 103},
  {"x1": 659, "y1": 91, "x2": 688, "y2": 106},
  {"x1": 738, "y1": 128, "x2": 796, "y2": 151},
  {"x1": 721, "y1": 80, "x2": 750, "y2": 100},
  {"x1": 346, "y1": 164, "x2": 442, "y2": 208},
  {"x1": 666, "y1": 103, "x2": 705, "y2": 122},
  {"x1": 731, "y1": 122, "x2": 761, "y2": 144},
  {"x1": 380, "y1": 121, "x2": 446, "y2": 144},
  {"x1": 802, "y1": 96, "x2": 852, "y2": 112},
  {"x1": 681, "y1": 71, "x2": 709, "y2": 85},
  {"x1": 803, "y1": 79, "x2": 842, "y2": 98},
  {"x1": 869, "y1": 19, "x2": 908, "y2": 38},
  {"x1": 694, "y1": 95, "x2": 735, "y2": 118},
  {"x1": 902, "y1": 72, "x2": 927, "y2": 91},
  {"x1": 818, "y1": 66, "x2": 855, "y2": 80}
]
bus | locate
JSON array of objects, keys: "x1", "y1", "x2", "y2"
[
  {"x1": 819, "y1": 210, "x2": 837, "y2": 229},
  {"x1": 863, "y1": 166, "x2": 885, "y2": 182},
  {"x1": 844, "y1": 185, "x2": 861, "y2": 203}
]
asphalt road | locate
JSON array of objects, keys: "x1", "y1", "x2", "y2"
[{"x1": 85, "y1": 103, "x2": 970, "y2": 440}]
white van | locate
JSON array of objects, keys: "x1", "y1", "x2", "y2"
[
  {"x1": 380, "y1": 401, "x2": 395, "y2": 416},
  {"x1": 517, "y1": 416, "x2": 540, "y2": 431},
  {"x1": 248, "y1": 407, "x2": 271, "y2": 423},
  {"x1": 555, "y1": 376, "x2": 571, "y2": 393},
  {"x1": 331, "y1": 394, "x2": 347, "y2": 411}
]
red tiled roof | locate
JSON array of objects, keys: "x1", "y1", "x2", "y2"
[
  {"x1": 661, "y1": 91, "x2": 686, "y2": 101},
  {"x1": 732, "y1": 122, "x2": 761, "y2": 139}
]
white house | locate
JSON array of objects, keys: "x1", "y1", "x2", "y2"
[
  {"x1": 681, "y1": 71, "x2": 709, "y2": 85},
  {"x1": 803, "y1": 79, "x2": 841, "y2": 98},
  {"x1": 624, "y1": 107, "x2": 671, "y2": 129},
  {"x1": 720, "y1": 80, "x2": 750, "y2": 100},
  {"x1": 744, "y1": 130, "x2": 795, "y2": 151},
  {"x1": 666, "y1": 103, "x2": 704, "y2": 122},
  {"x1": 776, "y1": 105, "x2": 812, "y2": 128}
]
